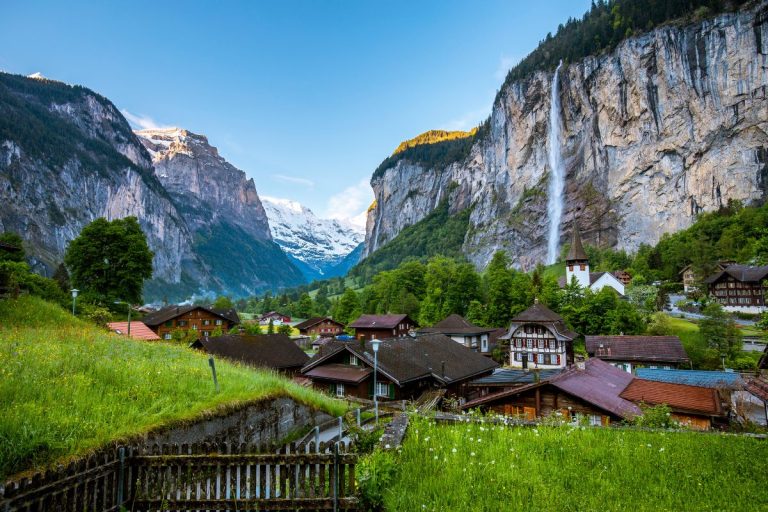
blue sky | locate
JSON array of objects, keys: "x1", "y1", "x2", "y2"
[{"x1": 1, "y1": 0, "x2": 591, "y2": 227}]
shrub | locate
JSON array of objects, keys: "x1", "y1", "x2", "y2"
[
  {"x1": 632, "y1": 403, "x2": 678, "y2": 429},
  {"x1": 357, "y1": 449, "x2": 398, "y2": 511},
  {"x1": 78, "y1": 303, "x2": 113, "y2": 326}
]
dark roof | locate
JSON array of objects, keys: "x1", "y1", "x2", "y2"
[
  {"x1": 302, "y1": 333, "x2": 497, "y2": 386},
  {"x1": 294, "y1": 317, "x2": 345, "y2": 330},
  {"x1": 469, "y1": 368, "x2": 564, "y2": 386},
  {"x1": 634, "y1": 368, "x2": 742, "y2": 389},
  {"x1": 462, "y1": 359, "x2": 641, "y2": 419},
  {"x1": 192, "y1": 334, "x2": 309, "y2": 370},
  {"x1": 566, "y1": 225, "x2": 588, "y2": 261},
  {"x1": 142, "y1": 305, "x2": 240, "y2": 327},
  {"x1": 501, "y1": 302, "x2": 577, "y2": 341},
  {"x1": 585, "y1": 336, "x2": 689, "y2": 364},
  {"x1": 349, "y1": 314, "x2": 417, "y2": 329},
  {"x1": 304, "y1": 364, "x2": 372, "y2": 384},
  {"x1": 745, "y1": 375, "x2": 768, "y2": 402},
  {"x1": 620, "y1": 379, "x2": 724, "y2": 416},
  {"x1": 704, "y1": 264, "x2": 768, "y2": 284},
  {"x1": 418, "y1": 314, "x2": 494, "y2": 335}
]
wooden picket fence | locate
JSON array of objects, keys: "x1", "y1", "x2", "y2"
[{"x1": 1, "y1": 441, "x2": 358, "y2": 511}]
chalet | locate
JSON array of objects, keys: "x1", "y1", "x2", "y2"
[
  {"x1": 620, "y1": 379, "x2": 728, "y2": 430},
  {"x1": 294, "y1": 317, "x2": 345, "y2": 337},
  {"x1": 418, "y1": 314, "x2": 497, "y2": 354},
  {"x1": 704, "y1": 264, "x2": 768, "y2": 313},
  {"x1": 300, "y1": 333, "x2": 497, "y2": 401},
  {"x1": 191, "y1": 334, "x2": 309, "y2": 376},
  {"x1": 679, "y1": 261, "x2": 733, "y2": 294},
  {"x1": 745, "y1": 375, "x2": 768, "y2": 425},
  {"x1": 349, "y1": 314, "x2": 418, "y2": 341},
  {"x1": 612, "y1": 270, "x2": 632, "y2": 286},
  {"x1": 142, "y1": 305, "x2": 240, "y2": 340},
  {"x1": 461, "y1": 358, "x2": 641, "y2": 425},
  {"x1": 311, "y1": 336, "x2": 335, "y2": 351},
  {"x1": 500, "y1": 300, "x2": 576, "y2": 370},
  {"x1": 259, "y1": 311, "x2": 292, "y2": 325},
  {"x1": 557, "y1": 226, "x2": 625, "y2": 295},
  {"x1": 107, "y1": 321, "x2": 161, "y2": 341},
  {"x1": 585, "y1": 335, "x2": 690, "y2": 373}
]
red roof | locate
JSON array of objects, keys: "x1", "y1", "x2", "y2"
[
  {"x1": 620, "y1": 379, "x2": 724, "y2": 416},
  {"x1": 586, "y1": 335, "x2": 689, "y2": 364},
  {"x1": 107, "y1": 321, "x2": 160, "y2": 341}
]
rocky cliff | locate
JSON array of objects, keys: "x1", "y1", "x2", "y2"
[
  {"x1": 364, "y1": 3, "x2": 768, "y2": 270},
  {"x1": 0, "y1": 73, "x2": 304, "y2": 300}
]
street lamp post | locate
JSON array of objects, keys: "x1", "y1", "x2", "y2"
[
  {"x1": 70, "y1": 289, "x2": 79, "y2": 316},
  {"x1": 115, "y1": 300, "x2": 132, "y2": 337},
  {"x1": 371, "y1": 338, "x2": 381, "y2": 423}
]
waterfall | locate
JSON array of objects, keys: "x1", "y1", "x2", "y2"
[{"x1": 546, "y1": 61, "x2": 564, "y2": 265}]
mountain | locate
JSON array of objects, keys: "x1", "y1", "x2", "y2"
[
  {"x1": 260, "y1": 197, "x2": 364, "y2": 282},
  {"x1": 363, "y1": 2, "x2": 768, "y2": 271},
  {"x1": 0, "y1": 72, "x2": 304, "y2": 300}
]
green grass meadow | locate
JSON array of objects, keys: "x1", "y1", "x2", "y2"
[
  {"x1": 379, "y1": 417, "x2": 767, "y2": 511},
  {"x1": 0, "y1": 296, "x2": 346, "y2": 479}
]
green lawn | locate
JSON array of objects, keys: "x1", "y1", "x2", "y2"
[
  {"x1": 0, "y1": 296, "x2": 346, "y2": 479},
  {"x1": 377, "y1": 416, "x2": 767, "y2": 511}
]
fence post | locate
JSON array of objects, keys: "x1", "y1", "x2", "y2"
[
  {"x1": 116, "y1": 446, "x2": 125, "y2": 506},
  {"x1": 333, "y1": 442, "x2": 339, "y2": 512},
  {"x1": 314, "y1": 426, "x2": 320, "y2": 450}
]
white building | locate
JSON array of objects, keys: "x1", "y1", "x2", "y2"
[{"x1": 560, "y1": 226, "x2": 625, "y2": 295}]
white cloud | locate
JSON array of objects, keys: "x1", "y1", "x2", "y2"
[
  {"x1": 324, "y1": 178, "x2": 373, "y2": 233},
  {"x1": 120, "y1": 109, "x2": 173, "y2": 131},
  {"x1": 272, "y1": 174, "x2": 316, "y2": 188},
  {"x1": 494, "y1": 54, "x2": 520, "y2": 81}
]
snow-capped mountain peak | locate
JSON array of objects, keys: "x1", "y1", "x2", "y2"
[{"x1": 261, "y1": 196, "x2": 365, "y2": 280}]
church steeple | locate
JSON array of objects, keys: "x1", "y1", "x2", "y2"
[{"x1": 565, "y1": 223, "x2": 590, "y2": 288}]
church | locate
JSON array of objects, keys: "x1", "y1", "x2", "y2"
[{"x1": 558, "y1": 226, "x2": 626, "y2": 295}]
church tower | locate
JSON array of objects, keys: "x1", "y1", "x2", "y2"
[{"x1": 565, "y1": 225, "x2": 590, "y2": 288}]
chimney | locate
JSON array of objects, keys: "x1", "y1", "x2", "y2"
[{"x1": 575, "y1": 354, "x2": 586, "y2": 371}]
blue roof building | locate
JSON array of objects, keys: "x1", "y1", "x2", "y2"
[{"x1": 635, "y1": 368, "x2": 743, "y2": 389}]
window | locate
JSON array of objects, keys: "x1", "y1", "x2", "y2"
[
  {"x1": 514, "y1": 352, "x2": 522, "y2": 361},
  {"x1": 163, "y1": 333, "x2": 172, "y2": 340},
  {"x1": 537, "y1": 340, "x2": 544, "y2": 349},
  {"x1": 192, "y1": 324, "x2": 198, "y2": 330},
  {"x1": 349, "y1": 355, "x2": 359, "y2": 366},
  {"x1": 164, "y1": 321, "x2": 173, "y2": 327},
  {"x1": 203, "y1": 320, "x2": 211, "y2": 326},
  {"x1": 580, "y1": 264, "x2": 586, "y2": 271},
  {"x1": 526, "y1": 339, "x2": 532, "y2": 349},
  {"x1": 177, "y1": 320, "x2": 187, "y2": 327},
  {"x1": 525, "y1": 325, "x2": 533, "y2": 334},
  {"x1": 335, "y1": 383, "x2": 345, "y2": 397},
  {"x1": 590, "y1": 415, "x2": 602, "y2": 426},
  {"x1": 202, "y1": 331, "x2": 210, "y2": 337},
  {"x1": 215, "y1": 319, "x2": 223, "y2": 326},
  {"x1": 537, "y1": 353, "x2": 544, "y2": 364},
  {"x1": 376, "y1": 382, "x2": 389, "y2": 397}
]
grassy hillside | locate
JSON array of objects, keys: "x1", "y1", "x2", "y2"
[
  {"x1": 377, "y1": 417, "x2": 767, "y2": 511},
  {"x1": 0, "y1": 296, "x2": 345, "y2": 479}
]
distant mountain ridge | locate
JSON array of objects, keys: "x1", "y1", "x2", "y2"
[{"x1": 260, "y1": 196, "x2": 364, "y2": 282}]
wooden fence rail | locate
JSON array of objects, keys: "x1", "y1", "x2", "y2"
[{"x1": 1, "y1": 441, "x2": 358, "y2": 512}]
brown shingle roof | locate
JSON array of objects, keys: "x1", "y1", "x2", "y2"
[
  {"x1": 511, "y1": 302, "x2": 564, "y2": 323},
  {"x1": 302, "y1": 333, "x2": 497, "y2": 386},
  {"x1": 462, "y1": 358, "x2": 641, "y2": 419},
  {"x1": 745, "y1": 375, "x2": 768, "y2": 402},
  {"x1": 349, "y1": 314, "x2": 417, "y2": 329},
  {"x1": 585, "y1": 335, "x2": 689, "y2": 364},
  {"x1": 304, "y1": 364, "x2": 372, "y2": 384},
  {"x1": 620, "y1": 379, "x2": 724, "y2": 416},
  {"x1": 107, "y1": 321, "x2": 161, "y2": 341},
  {"x1": 704, "y1": 264, "x2": 768, "y2": 284},
  {"x1": 418, "y1": 314, "x2": 494, "y2": 335},
  {"x1": 192, "y1": 334, "x2": 309, "y2": 370},
  {"x1": 566, "y1": 226, "x2": 588, "y2": 261},
  {"x1": 294, "y1": 317, "x2": 345, "y2": 330},
  {"x1": 142, "y1": 305, "x2": 240, "y2": 327}
]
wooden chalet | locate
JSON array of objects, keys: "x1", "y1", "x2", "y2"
[
  {"x1": 704, "y1": 264, "x2": 768, "y2": 313},
  {"x1": 294, "y1": 317, "x2": 345, "y2": 337},
  {"x1": 499, "y1": 301, "x2": 576, "y2": 369},
  {"x1": 679, "y1": 261, "x2": 732, "y2": 294},
  {"x1": 462, "y1": 358, "x2": 641, "y2": 425},
  {"x1": 620, "y1": 379, "x2": 728, "y2": 430},
  {"x1": 191, "y1": 333, "x2": 309, "y2": 376},
  {"x1": 585, "y1": 335, "x2": 690, "y2": 373},
  {"x1": 259, "y1": 311, "x2": 292, "y2": 325},
  {"x1": 106, "y1": 321, "x2": 161, "y2": 341},
  {"x1": 142, "y1": 305, "x2": 240, "y2": 340},
  {"x1": 300, "y1": 333, "x2": 497, "y2": 401},
  {"x1": 466, "y1": 368, "x2": 565, "y2": 402},
  {"x1": 418, "y1": 314, "x2": 497, "y2": 354},
  {"x1": 349, "y1": 314, "x2": 418, "y2": 341}
]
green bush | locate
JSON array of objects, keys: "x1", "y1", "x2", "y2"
[
  {"x1": 357, "y1": 449, "x2": 398, "y2": 511},
  {"x1": 632, "y1": 403, "x2": 678, "y2": 429}
]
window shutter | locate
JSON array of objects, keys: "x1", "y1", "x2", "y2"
[{"x1": 388, "y1": 383, "x2": 395, "y2": 399}]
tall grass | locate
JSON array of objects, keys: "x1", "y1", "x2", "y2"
[
  {"x1": 382, "y1": 416, "x2": 768, "y2": 511},
  {"x1": 0, "y1": 296, "x2": 346, "y2": 479}
]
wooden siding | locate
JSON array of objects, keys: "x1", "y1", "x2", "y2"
[
  {"x1": 709, "y1": 275, "x2": 766, "y2": 308},
  {"x1": 154, "y1": 310, "x2": 235, "y2": 340}
]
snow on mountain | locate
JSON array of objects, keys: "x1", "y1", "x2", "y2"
[{"x1": 261, "y1": 196, "x2": 365, "y2": 280}]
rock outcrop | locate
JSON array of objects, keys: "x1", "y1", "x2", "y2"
[{"x1": 364, "y1": 4, "x2": 768, "y2": 270}]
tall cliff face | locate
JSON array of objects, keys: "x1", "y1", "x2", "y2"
[
  {"x1": 0, "y1": 73, "x2": 201, "y2": 285},
  {"x1": 365, "y1": 4, "x2": 768, "y2": 270},
  {"x1": 136, "y1": 129, "x2": 305, "y2": 298}
]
